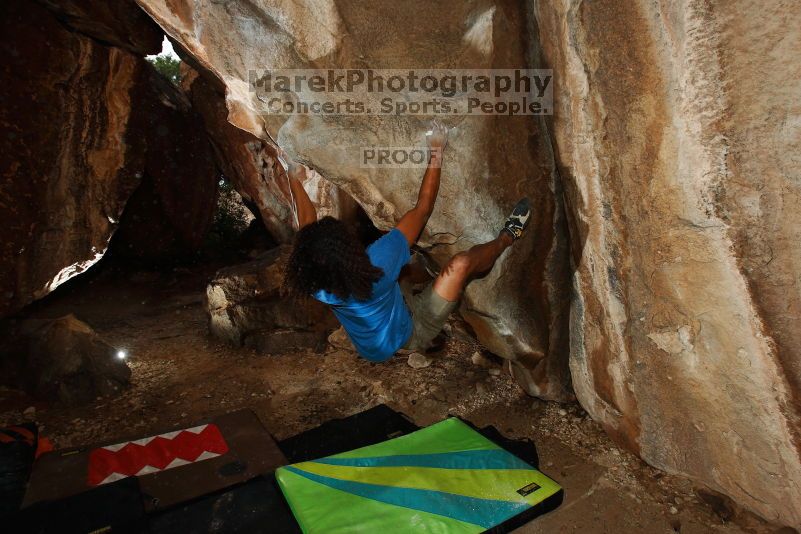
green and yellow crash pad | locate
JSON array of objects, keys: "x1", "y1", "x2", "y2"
[{"x1": 276, "y1": 417, "x2": 562, "y2": 533}]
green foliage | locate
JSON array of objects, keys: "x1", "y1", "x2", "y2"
[{"x1": 148, "y1": 55, "x2": 181, "y2": 85}]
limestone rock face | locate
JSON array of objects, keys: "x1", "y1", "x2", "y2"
[
  {"x1": 180, "y1": 67, "x2": 361, "y2": 243},
  {"x1": 0, "y1": 315, "x2": 131, "y2": 405},
  {"x1": 533, "y1": 0, "x2": 801, "y2": 526},
  {"x1": 179, "y1": 68, "x2": 296, "y2": 243},
  {"x1": 206, "y1": 246, "x2": 337, "y2": 351},
  {"x1": 135, "y1": 0, "x2": 572, "y2": 400},
  {"x1": 0, "y1": 0, "x2": 144, "y2": 317}
]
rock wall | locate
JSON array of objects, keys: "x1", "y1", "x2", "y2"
[
  {"x1": 37, "y1": 0, "x2": 162, "y2": 55},
  {"x1": 0, "y1": 0, "x2": 143, "y2": 317},
  {"x1": 109, "y1": 67, "x2": 219, "y2": 264},
  {"x1": 135, "y1": 0, "x2": 572, "y2": 401},
  {"x1": 0, "y1": 0, "x2": 220, "y2": 314},
  {"x1": 7, "y1": 0, "x2": 797, "y2": 525},
  {"x1": 533, "y1": 0, "x2": 801, "y2": 526},
  {"x1": 180, "y1": 67, "x2": 357, "y2": 243}
]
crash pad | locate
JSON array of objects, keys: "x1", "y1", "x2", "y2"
[
  {"x1": 276, "y1": 416, "x2": 562, "y2": 533},
  {"x1": 23, "y1": 409, "x2": 286, "y2": 511}
]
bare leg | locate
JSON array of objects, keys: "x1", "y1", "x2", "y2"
[{"x1": 432, "y1": 233, "x2": 514, "y2": 301}]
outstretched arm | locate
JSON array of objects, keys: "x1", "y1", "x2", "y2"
[
  {"x1": 396, "y1": 122, "x2": 449, "y2": 246},
  {"x1": 285, "y1": 163, "x2": 317, "y2": 229}
]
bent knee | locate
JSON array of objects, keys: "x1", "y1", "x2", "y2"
[{"x1": 444, "y1": 252, "x2": 471, "y2": 277}]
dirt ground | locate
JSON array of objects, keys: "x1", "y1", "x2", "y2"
[{"x1": 0, "y1": 264, "x2": 784, "y2": 534}]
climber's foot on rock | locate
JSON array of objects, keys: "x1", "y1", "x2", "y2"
[{"x1": 500, "y1": 198, "x2": 531, "y2": 242}]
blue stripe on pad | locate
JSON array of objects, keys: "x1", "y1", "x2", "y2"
[
  {"x1": 284, "y1": 465, "x2": 529, "y2": 529},
  {"x1": 314, "y1": 449, "x2": 533, "y2": 471}
]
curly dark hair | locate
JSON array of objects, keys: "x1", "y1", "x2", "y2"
[{"x1": 284, "y1": 216, "x2": 384, "y2": 301}]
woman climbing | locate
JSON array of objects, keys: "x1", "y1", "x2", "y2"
[{"x1": 282, "y1": 122, "x2": 531, "y2": 361}]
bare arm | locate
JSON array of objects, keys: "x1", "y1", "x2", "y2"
[
  {"x1": 287, "y1": 163, "x2": 317, "y2": 229},
  {"x1": 396, "y1": 150, "x2": 442, "y2": 245},
  {"x1": 396, "y1": 122, "x2": 449, "y2": 246}
]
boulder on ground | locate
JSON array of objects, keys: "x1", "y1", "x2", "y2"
[
  {"x1": 0, "y1": 315, "x2": 131, "y2": 405},
  {"x1": 327, "y1": 326, "x2": 354, "y2": 352},
  {"x1": 205, "y1": 246, "x2": 337, "y2": 352}
]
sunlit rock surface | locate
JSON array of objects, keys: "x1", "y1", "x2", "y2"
[
  {"x1": 135, "y1": 0, "x2": 572, "y2": 401},
  {"x1": 533, "y1": 0, "x2": 801, "y2": 525}
]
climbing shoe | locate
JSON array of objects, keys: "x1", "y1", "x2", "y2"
[{"x1": 501, "y1": 198, "x2": 531, "y2": 240}]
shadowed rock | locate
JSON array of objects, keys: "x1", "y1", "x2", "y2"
[
  {"x1": 206, "y1": 246, "x2": 337, "y2": 352},
  {"x1": 0, "y1": 0, "x2": 219, "y2": 314},
  {"x1": 0, "y1": 315, "x2": 131, "y2": 405}
]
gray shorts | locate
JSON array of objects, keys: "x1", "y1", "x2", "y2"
[{"x1": 401, "y1": 282, "x2": 458, "y2": 352}]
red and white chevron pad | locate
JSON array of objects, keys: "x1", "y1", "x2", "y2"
[{"x1": 87, "y1": 424, "x2": 229, "y2": 486}]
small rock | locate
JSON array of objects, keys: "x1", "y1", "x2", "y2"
[
  {"x1": 23, "y1": 406, "x2": 36, "y2": 418},
  {"x1": 558, "y1": 408, "x2": 567, "y2": 416},
  {"x1": 471, "y1": 351, "x2": 493, "y2": 368},
  {"x1": 407, "y1": 352, "x2": 431, "y2": 369},
  {"x1": 327, "y1": 326, "x2": 355, "y2": 351},
  {"x1": 488, "y1": 368, "x2": 501, "y2": 376},
  {"x1": 669, "y1": 506, "x2": 678, "y2": 515}
]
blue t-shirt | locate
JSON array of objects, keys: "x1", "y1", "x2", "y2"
[{"x1": 313, "y1": 229, "x2": 412, "y2": 361}]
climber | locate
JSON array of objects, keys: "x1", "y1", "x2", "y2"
[{"x1": 282, "y1": 122, "x2": 531, "y2": 362}]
